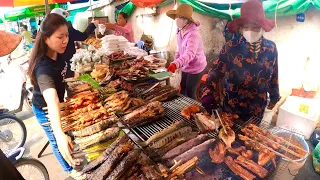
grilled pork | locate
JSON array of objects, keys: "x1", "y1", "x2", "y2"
[
  {"x1": 72, "y1": 118, "x2": 118, "y2": 137},
  {"x1": 162, "y1": 134, "x2": 208, "y2": 160},
  {"x1": 122, "y1": 101, "x2": 164, "y2": 127},
  {"x1": 225, "y1": 156, "x2": 256, "y2": 180}
]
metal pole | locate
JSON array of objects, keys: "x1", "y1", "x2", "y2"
[{"x1": 45, "y1": 0, "x2": 50, "y2": 15}]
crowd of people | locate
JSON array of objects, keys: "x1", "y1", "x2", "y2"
[{"x1": 1, "y1": 0, "x2": 280, "y2": 179}]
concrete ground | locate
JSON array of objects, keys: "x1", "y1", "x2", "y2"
[{"x1": 16, "y1": 110, "x2": 68, "y2": 180}]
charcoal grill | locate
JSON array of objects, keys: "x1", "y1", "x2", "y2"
[{"x1": 127, "y1": 96, "x2": 217, "y2": 143}]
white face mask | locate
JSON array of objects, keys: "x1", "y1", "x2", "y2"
[
  {"x1": 175, "y1": 17, "x2": 188, "y2": 29},
  {"x1": 242, "y1": 29, "x2": 263, "y2": 43}
]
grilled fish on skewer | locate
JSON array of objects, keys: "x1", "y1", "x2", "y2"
[
  {"x1": 235, "y1": 155, "x2": 268, "y2": 178},
  {"x1": 225, "y1": 156, "x2": 256, "y2": 180},
  {"x1": 194, "y1": 113, "x2": 217, "y2": 132},
  {"x1": 219, "y1": 126, "x2": 235, "y2": 148}
]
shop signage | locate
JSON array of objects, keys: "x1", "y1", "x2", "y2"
[{"x1": 296, "y1": 13, "x2": 305, "y2": 22}]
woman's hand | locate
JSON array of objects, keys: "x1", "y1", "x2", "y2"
[
  {"x1": 104, "y1": 23, "x2": 114, "y2": 30},
  {"x1": 167, "y1": 63, "x2": 177, "y2": 73},
  {"x1": 56, "y1": 133, "x2": 80, "y2": 166}
]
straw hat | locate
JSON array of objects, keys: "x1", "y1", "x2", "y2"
[
  {"x1": 0, "y1": 31, "x2": 22, "y2": 57},
  {"x1": 166, "y1": 4, "x2": 197, "y2": 24},
  {"x1": 228, "y1": 0, "x2": 275, "y2": 33}
]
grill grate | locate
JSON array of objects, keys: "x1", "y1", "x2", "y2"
[{"x1": 128, "y1": 96, "x2": 218, "y2": 142}]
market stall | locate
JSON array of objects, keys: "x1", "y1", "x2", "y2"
[{"x1": 38, "y1": 32, "x2": 310, "y2": 179}]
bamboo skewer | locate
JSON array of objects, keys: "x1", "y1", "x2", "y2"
[
  {"x1": 243, "y1": 128, "x2": 306, "y2": 158},
  {"x1": 248, "y1": 124, "x2": 309, "y2": 155},
  {"x1": 239, "y1": 135, "x2": 299, "y2": 164}
]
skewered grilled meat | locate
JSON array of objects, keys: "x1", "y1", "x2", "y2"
[
  {"x1": 225, "y1": 156, "x2": 256, "y2": 180},
  {"x1": 72, "y1": 118, "x2": 118, "y2": 137},
  {"x1": 150, "y1": 126, "x2": 193, "y2": 149},
  {"x1": 106, "y1": 150, "x2": 141, "y2": 180},
  {"x1": 74, "y1": 127, "x2": 120, "y2": 149},
  {"x1": 122, "y1": 101, "x2": 164, "y2": 127},
  {"x1": 157, "y1": 163, "x2": 170, "y2": 178},
  {"x1": 167, "y1": 139, "x2": 215, "y2": 167},
  {"x1": 219, "y1": 126, "x2": 235, "y2": 148},
  {"x1": 194, "y1": 113, "x2": 217, "y2": 132},
  {"x1": 118, "y1": 165, "x2": 140, "y2": 180},
  {"x1": 106, "y1": 79, "x2": 121, "y2": 89},
  {"x1": 141, "y1": 166, "x2": 163, "y2": 180},
  {"x1": 168, "y1": 157, "x2": 199, "y2": 179},
  {"x1": 181, "y1": 105, "x2": 201, "y2": 119},
  {"x1": 142, "y1": 121, "x2": 187, "y2": 147},
  {"x1": 258, "y1": 149, "x2": 275, "y2": 166},
  {"x1": 83, "y1": 135, "x2": 129, "y2": 173},
  {"x1": 235, "y1": 155, "x2": 268, "y2": 178},
  {"x1": 87, "y1": 141, "x2": 134, "y2": 180},
  {"x1": 163, "y1": 134, "x2": 208, "y2": 160},
  {"x1": 209, "y1": 141, "x2": 226, "y2": 164}
]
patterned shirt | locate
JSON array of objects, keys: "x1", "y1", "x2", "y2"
[{"x1": 203, "y1": 36, "x2": 280, "y2": 121}]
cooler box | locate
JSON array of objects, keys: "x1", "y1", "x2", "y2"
[{"x1": 277, "y1": 96, "x2": 320, "y2": 139}]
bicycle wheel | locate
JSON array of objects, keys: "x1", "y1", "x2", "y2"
[
  {"x1": 15, "y1": 158, "x2": 49, "y2": 180},
  {"x1": 0, "y1": 114, "x2": 27, "y2": 155}
]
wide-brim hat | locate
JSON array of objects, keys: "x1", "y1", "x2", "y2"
[
  {"x1": 166, "y1": 4, "x2": 197, "y2": 24},
  {"x1": 228, "y1": 0, "x2": 275, "y2": 33},
  {"x1": 0, "y1": 31, "x2": 22, "y2": 57}
]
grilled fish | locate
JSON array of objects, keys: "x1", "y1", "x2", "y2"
[
  {"x1": 156, "y1": 132, "x2": 198, "y2": 156},
  {"x1": 147, "y1": 89, "x2": 179, "y2": 102},
  {"x1": 194, "y1": 113, "x2": 217, "y2": 132},
  {"x1": 167, "y1": 139, "x2": 215, "y2": 167},
  {"x1": 142, "y1": 120, "x2": 187, "y2": 147},
  {"x1": 72, "y1": 118, "x2": 118, "y2": 137},
  {"x1": 141, "y1": 165, "x2": 163, "y2": 180},
  {"x1": 122, "y1": 101, "x2": 164, "y2": 127},
  {"x1": 87, "y1": 141, "x2": 134, "y2": 180},
  {"x1": 150, "y1": 126, "x2": 192, "y2": 149},
  {"x1": 162, "y1": 134, "x2": 208, "y2": 160},
  {"x1": 82, "y1": 135, "x2": 129, "y2": 173},
  {"x1": 106, "y1": 150, "x2": 141, "y2": 180},
  {"x1": 75, "y1": 127, "x2": 120, "y2": 149},
  {"x1": 219, "y1": 126, "x2": 235, "y2": 148}
]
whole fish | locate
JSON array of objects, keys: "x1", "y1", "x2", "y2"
[
  {"x1": 150, "y1": 126, "x2": 192, "y2": 149},
  {"x1": 141, "y1": 120, "x2": 187, "y2": 146}
]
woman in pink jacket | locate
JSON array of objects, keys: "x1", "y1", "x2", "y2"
[
  {"x1": 166, "y1": 4, "x2": 207, "y2": 99},
  {"x1": 104, "y1": 12, "x2": 134, "y2": 42}
]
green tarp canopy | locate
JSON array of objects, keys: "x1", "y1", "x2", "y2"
[
  {"x1": 4, "y1": 4, "x2": 62, "y2": 21},
  {"x1": 159, "y1": 0, "x2": 320, "y2": 20},
  {"x1": 115, "y1": 2, "x2": 136, "y2": 21}
]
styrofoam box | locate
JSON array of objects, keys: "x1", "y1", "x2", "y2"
[{"x1": 277, "y1": 96, "x2": 320, "y2": 139}]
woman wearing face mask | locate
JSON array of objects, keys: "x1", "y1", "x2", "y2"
[
  {"x1": 202, "y1": 0, "x2": 280, "y2": 121},
  {"x1": 28, "y1": 14, "x2": 83, "y2": 179},
  {"x1": 104, "y1": 12, "x2": 134, "y2": 43},
  {"x1": 166, "y1": 4, "x2": 207, "y2": 100}
]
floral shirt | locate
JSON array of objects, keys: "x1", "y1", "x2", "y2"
[{"x1": 203, "y1": 36, "x2": 280, "y2": 121}]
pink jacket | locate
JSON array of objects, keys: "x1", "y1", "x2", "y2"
[
  {"x1": 174, "y1": 23, "x2": 207, "y2": 74},
  {"x1": 110, "y1": 23, "x2": 135, "y2": 43}
]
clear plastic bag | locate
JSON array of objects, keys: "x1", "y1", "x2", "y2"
[{"x1": 169, "y1": 69, "x2": 182, "y2": 89}]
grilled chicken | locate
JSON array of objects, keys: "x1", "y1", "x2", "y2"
[
  {"x1": 181, "y1": 104, "x2": 201, "y2": 119},
  {"x1": 258, "y1": 149, "x2": 274, "y2": 166},
  {"x1": 219, "y1": 126, "x2": 235, "y2": 148},
  {"x1": 209, "y1": 141, "x2": 226, "y2": 164}
]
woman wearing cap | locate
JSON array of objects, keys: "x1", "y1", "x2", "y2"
[
  {"x1": 202, "y1": 0, "x2": 280, "y2": 121},
  {"x1": 104, "y1": 12, "x2": 135, "y2": 43},
  {"x1": 166, "y1": 4, "x2": 207, "y2": 100},
  {"x1": 28, "y1": 14, "x2": 84, "y2": 179}
]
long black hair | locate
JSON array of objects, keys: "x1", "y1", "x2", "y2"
[{"x1": 28, "y1": 13, "x2": 68, "y2": 86}]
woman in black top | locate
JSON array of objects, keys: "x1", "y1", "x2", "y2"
[{"x1": 28, "y1": 14, "x2": 82, "y2": 178}]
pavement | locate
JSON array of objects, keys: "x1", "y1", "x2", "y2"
[{"x1": 16, "y1": 109, "x2": 68, "y2": 180}]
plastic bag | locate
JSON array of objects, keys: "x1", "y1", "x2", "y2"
[
  {"x1": 169, "y1": 69, "x2": 182, "y2": 89},
  {"x1": 313, "y1": 141, "x2": 320, "y2": 174}
]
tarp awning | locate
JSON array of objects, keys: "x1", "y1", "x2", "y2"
[{"x1": 159, "y1": 0, "x2": 320, "y2": 20}]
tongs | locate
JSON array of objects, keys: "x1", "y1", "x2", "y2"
[{"x1": 212, "y1": 109, "x2": 227, "y2": 134}]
